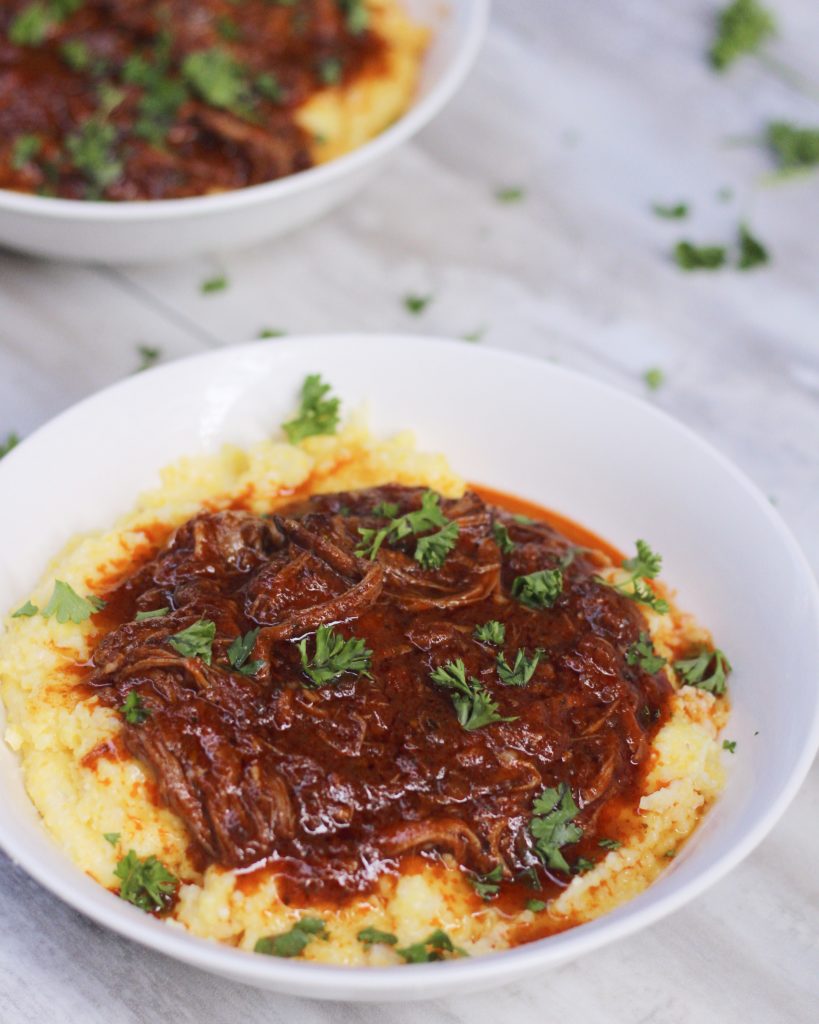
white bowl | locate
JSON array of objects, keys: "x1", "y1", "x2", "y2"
[
  {"x1": 1, "y1": 336, "x2": 817, "y2": 1001},
  {"x1": 0, "y1": 1, "x2": 488, "y2": 264}
]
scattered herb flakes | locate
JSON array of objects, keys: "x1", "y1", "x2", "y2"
[
  {"x1": 168, "y1": 619, "x2": 216, "y2": 664},
  {"x1": 11, "y1": 134, "x2": 42, "y2": 170},
  {"x1": 664, "y1": 849, "x2": 677, "y2": 858},
  {"x1": 135, "y1": 344, "x2": 161, "y2": 373},
  {"x1": 675, "y1": 648, "x2": 732, "y2": 695},
  {"x1": 492, "y1": 520, "x2": 515, "y2": 554},
  {"x1": 643, "y1": 367, "x2": 665, "y2": 391},
  {"x1": 9, "y1": 3, "x2": 55, "y2": 47},
  {"x1": 256, "y1": 72, "x2": 283, "y2": 102},
  {"x1": 598, "y1": 838, "x2": 623, "y2": 851},
  {"x1": 103, "y1": 832, "x2": 121, "y2": 846},
  {"x1": 652, "y1": 201, "x2": 688, "y2": 219},
  {"x1": 357, "y1": 926, "x2": 398, "y2": 947},
  {"x1": 526, "y1": 899, "x2": 548, "y2": 912},
  {"x1": 119, "y1": 690, "x2": 150, "y2": 725},
  {"x1": 674, "y1": 241, "x2": 727, "y2": 270},
  {"x1": 766, "y1": 121, "x2": 819, "y2": 171},
  {"x1": 356, "y1": 490, "x2": 448, "y2": 561},
  {"x1": 372, "y1": 500, "x2": 400, "y2": 519},
  {"x1": 226, "y1": 627, "x2": 265, "y2": 677},
  {"x1": 201, "y1": 274, "x2": 229, "y2": 294},
  {"x1": 709, "y1": 0, "x2": 776, "y2": 71},
  {"x1": 318, "y1": 56, "x2": 343, "y2": 86},
  {"x1": 473, "y1": 620, "x2": 506, "y2": 646},
  {"x1": 737, "y1": 223, "x2": 769, "y2": 269},
  {"x1": 468, "y1": 864, "x2": 503, "y2": 900},
  {"x1": 42, "y1": 580, "x2": 102, "y2": 624},
  {"x1": 182, "y1": 47, "x2": 251, "y2": 114},
  {"x1": 403, "y1": 293, "x2": 432, "y2": 315},
  {"x1": 529, "y1": 783, "x2": 583, "y2": 873},
  {"x1": 258, "y1": 326, "x2": 286, "y2": 338},
  {"x1": 495, "y1": 185, "x2": 525, "y2": 203},
  {"x1": 574, "y1": 857, "x2": 595, "y2": 873},
  {"x1": 282, "y1": 373, "x2": 341, "y2": 443},
  {"x1": 135, "y1": 607, "x2": 169, "y2": 621},
  {"x1": 461, "y1": 327, "x2": 486, "y2": 343},
  {"x1": 255, "y1": 916, "x2": 327, "y2": 957},
  {"x1": 414, "y1": 520, "x2": 460, "y2": 569},
  {"x1": 511, "y1": 568, "x2": 563, "y2": 609},
  {"x1": 298, "y1": 624, "x2": 372, "y2": 687},
  {"x1": 723, "y1": 738, "x2": 737, "y2": 753},
  {"x1": 0, "y1": 432, "x2": 20, "y2": 459},
  {"x1": 339, "y1": 0, "x2": 370, "y2": 34},
  {"x1": 12, "y1": 600, "x2": 38, "y2": 618},
  {"x1": 496, "y1": 648, "x2": 543, "y2": 687},
  {"x1": 598, "y1": 540, "x2": 669, "y2": 614},
  {"x1": 114, "y1": 850, "x2": 177, "y2": 912},
  {"x1": 430, "y1": 658, "x2": 515, "y2": 731},
  {"x1": 65, "y1": 116, "x2": 123, "y2": 196},
  {"x1": 625, "y1": 632, "x2": 667, "y2": 674},
  {"x1": 396, "y1": 929, "x2": 467, "y2": 964}
]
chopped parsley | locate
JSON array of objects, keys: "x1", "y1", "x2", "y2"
[
  {"x1": 119, "y1": 690, "x2": 150, "y2": 725},
  {"x1": 709, "y1": 0, "x2": 776, "y2": 71},
  {"x1": 0, "y1": 432, "x2": 20, "y2": 458},
  {"x1": 625, "y1": 632, "x2": 667, "y2": 674},
  {"x1": 200, "y1": 274, "x2": 228, "y2": 294},
  {"x1": 495, "y1": 186, "x2": 525, "y2": 203},
  {"x1": 403, "y1": 293, "x2": 432, "y2": 315},
  {"x1": 11, "y1": 134, "x2": 42, "y2": 170},
  {"x1": 674, "y1": 241, "x2": 727, "y2": 270},
  {"x1": 298, "y1": 624, "x2": 372, "y2": 687},
  {"x1": 182, "y1": 48, "x2": 251, "y2": 114},
  {"x1": 226, "y1": 627, "x2": 265, "y2": 677},
  {"x1": 461, "y1": 327, "x2": 486, "y2": 343},
  {"x1": 135, "y1": 607, "x2": 169, "y2": 621},
  {"x1": 103, "y1": 832, "x2": 120, "y2": 846},
  {"x1": 468, "y1": 864, "x2": 503, "y2": 900},
  {"x1": 318, "y1": 56, "x2": 343, "y2": 86},
  {"x1": 496, "y1": 648, "x2": 542, "y2": 687},
  {"x1": 526, "y1": 899, "x2": 547, "y2": 912},
  {"x1": 255, "y1": 916, "x2": 327, "y2": 957},
  {"x1": 574, "y1": 857, "x2": 595, "y2": 873},
  {"x1": 511, "y1": 568, "x2": 563, "y2": 609},
  {"x1": 135, "y1": 344, "x2": 161, "y2": 373},
  {"x1": 414, "y1": 520, "x2": 460, "y2": 569},
  {"x1": 674, "y1": 647, "x2": 732, "y2": 695},
  {"x1": 167, "y1": 619, "x2": 216, "y2": 664},
  {"x1": 255, "y1": 72, "x2": 283, "y2": 103},
  {"x1": 644, "y1": 367, "x2": 664, "y2": 391},
  {"x1": 357, "y1": 926, "x2": 398, "y2": 947},
  {"x1": 12, "y1": 600, "x2": 38, "y2": 618},
  {"x1": 372, "y1": 500, "x2": 400, "y2": 518},
  {"x1": 282, "y1": 373, "x2": 341, "y2": 443},
  {"x1": 529, "y1": 783, "x2": 583, "y2": 873},
  {"x1": 42, "y1": 580, "x2": 102, "y2": 624},
  {"x1": 766, "y1": 121, "x2": 819, "y2": 171},
  {"x1": 492, "y1": 520, "x2": 515, "y2": 554},
  {"x1": 396, "y1": 929, "x2": 467, "y2": 964},
  {"x1": 258, "y1": 326, "x2": 287, "y2": 338},
  {"x1": 473, "y1": 620, "x2": 505, "y2": 646},
  {"x1": 598, "y1": 540, "x2": 669, "y2": 614},
  {"x1": 737, "y1": 223, "x2": 769, "y2": 269},
  {"x1": 65, "y1": 116, "x2": 123, "y2": 196},
  {"x1": 598, "y1": 837, "x2": 623, "y2": 851},
  {"x1": 652, "y1": 201, "x2": 688, "y2": 219},
  {"x1": 114, "y1": 850, "x2": 177, "y2": 912},
  {"x1": 356, "y1": 490, "x2": 450, "y2": 562},
  {"x1": 430, "y1": 658, "x2": 514, "y2": 731},
  {"x1": 8, "y1": 0, "x2": 82, "y2": 47},
  {"x1": 723, "y1": 738, "x2": 737, "y2": 753}
]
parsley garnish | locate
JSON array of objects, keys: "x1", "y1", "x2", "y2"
[
  {"x1": 644, "y1": 367, "x2": 664, "y2": 391},
  {"x1": 11, "y1": 134, "x2": 41, "y2": 170},
  {"x1": 574, "y1": 857, "x2": 595, "y2": 873},
  {"x1": 625, "y1": 632, "x2": 667, "y2": 674},
  {"x1": 135, "y1": 345, "x2": 161, "y2": 373},
  {"x1": 200, "y1": 274, "x2": 228, "y2": 294},
  {"x1": 258, "y1": 326, "x2": 286, "y2": 338},
  {"x1": 372, "y1": 500, "x2": 400, "y2": 518},
  {"x1": 723, "y1": 738, "x2": 737, "y2": 753},
  {"x1": 738, "y1": 223, "x2": 769, "y2": 269},
  {"x1": 282, "y1": 373, "x2": 341, "y2": 443},
  {"x1": 135, "y1": 607, "x2": 169, "y2": 621},
  {"x1": 495, "y1": 186, "x2": 525, "y2": 203},
  {"x1": 526, "y1": 898, "x2": 547, "y2": 912},
  {"x1": 114, "y1": 850, "x2": 177, "y2": 912},
  {"x1": 767, "y1": 121, "x2": 819, "y2": 171},
  {"x1": 0, "y1": 432, "x2": 20, "y2": 458},
  {"x1": 318, "y1": 56, "x2": 343, "y2": 85},
  {"x1": 403, "y1": 293, "x2": 432, "y2": 315},
  {"x1": 709, "y1": 0, "x2": 776, "y2": 70},
  {"x1": 468, "y1": 864, "x2": 503, "y2": 900},
  {"x1": 65, "y1": 116, "x2": 123, "y2": 196},
  {"x1": 42, "y1": 580, "x2": 102, "y2": 624},
  {"x1": 12, "y1": 600, "x2": 38, "y2": 618},
  {"x1": 255, "y1": 916, "x2": 327, "y2": 957},
  {"x1": 298, "y1": 624, "x2": 372, "y2": 687},
  {"x1": 430, "y1": 659, "x2": 514, "y2": 731},
  {"x1": 103, "y1": 832, "x2": 120, "y2": 846},
  {"x1": 339, "y1": 0, "x2": 370, "y2": 34},
  {"x1": 357, "y1": 926, "x2": 398, "y2": 947},
  {"x1": 492, "y1": 520, "x2": 515, "y2": 554},
  {"x1": 182, "y1": 48, "x2": 251, "y2": 114},
  {"x1": 415, "y1": 520, "x2": 460, "y2": 569},
  {"x1": 598, "y1": 540, "x2": 669, "y2": 614},
  {"x1": 119, "y1": 690, "x2": 150, "y2": 725},
  {"x1": 675, "y1": 648, "x2": 731, "y2": 695},
  {"x1": 674, "y1": 241, "x2": 727, "y2": 270},
  {"x1": 496, "y1": 648, "x2": 542, "y2": 686},
  {"x1": 226, "y1": 627, "x2": 265, "y2": 676},
  {"x1": 529, "y1": 783, "x2": 583, "y2": 873},
  {"x1": 598, "y1": 837, "x2": 623, "y2": 851},
  {"x1": 396, "y1": 929, "x2": 467, "y2": 963},
  {"x1": 356, "y1": 490, "x2": 448, "y2": 561},
  {"x1": 511, "y1": 569, "x2": 563, "y2": 609},
  {"x1": 652, "y1": 202, "x2": 688, "y2": 219},
  {"x1": 473, "y1": 620, "x2": 505, "y2": 646},
  {"x1": 168, "y1": 620, "x2": 216, "y2": 664}
]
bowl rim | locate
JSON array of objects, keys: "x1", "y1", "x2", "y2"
[
  {"x1": 0, "y1": 0, "x2": 490, "y2": 222},
  {"x1": 1, "y1": 333, "x2": 818, "y2": 997}
]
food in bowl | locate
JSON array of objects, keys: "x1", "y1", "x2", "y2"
[
  {"x1": 0, "y1": 0, "x2": 427, "y2": 200},
  {"x1": 0, "y1": 375, "x2": 732, "y2": 965}
]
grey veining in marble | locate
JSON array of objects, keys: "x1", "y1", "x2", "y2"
[{"x1": 1, "y1": 2, "x2": 818, "y2": 1021}]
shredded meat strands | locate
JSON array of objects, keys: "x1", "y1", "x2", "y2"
[{"x1": 86, "y1": 487, "x2": 673, "y2": 904}]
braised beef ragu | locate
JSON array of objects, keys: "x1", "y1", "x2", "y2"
[
  {"x1": 87, "y1": 486, "x2": 672, "y2": 905},
  {"x1": 0, "y1": 1, "x2": 386, "y2": 200}
]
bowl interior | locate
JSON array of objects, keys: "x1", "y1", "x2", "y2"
[{"x1": 0, "y1": 336, "x2": 816, "y2": 1000}]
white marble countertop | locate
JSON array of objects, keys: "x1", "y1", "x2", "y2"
[{"x1": 1, "y1": 1, "x2": 818, "y2": 1021}]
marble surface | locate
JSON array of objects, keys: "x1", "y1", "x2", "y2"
[{"x1": 1, "y1": 1, "x2": 818, "y2": 1021}]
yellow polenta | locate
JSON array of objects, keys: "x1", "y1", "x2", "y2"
[{"x1": 0, "y1": 417, "x2": 727, "y2": 963}]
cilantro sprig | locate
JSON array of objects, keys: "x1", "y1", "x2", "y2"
[
  {"x1": 255, "y1": 916, "x2": 327, "y2": 957},
  {"x1": 674, "y1": 648, "x2": 732, "y2": 695},
  {"x1": 430, "y1": 659, "x2": 514, "y2": 731},
  {"x1": 282, "y1": 374, "x2": 341, "y2": 443},
  {"x1": 529, "y1": 783, "x2": 584, "y2": 873},
  {"x1": 114, "y1": 850, "x2": 176, "y2": 912},
  {"x1": 298, "y1": 624, "x2": 372, "y2": 687}
]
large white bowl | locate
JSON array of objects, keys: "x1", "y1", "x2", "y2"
[
  {"x1": 0, "y1": 1, "x2": 487, "y2": 264},
  {"x1": 0, "y1": 336, "x2": 817, "y2": 1001}
]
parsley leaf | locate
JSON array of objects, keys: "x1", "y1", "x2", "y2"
[
  {"x1": 430, "y1": 658, "x2": 515, "y2": 731},
  {"x1": 182, "y1": 48, "x2": 251, "y2": 114},
  {"x1": 723, "y1": 738, "x2": 737, "y2": 753},
  {"x1": 11, "y1": 134, "x2": 42, "y2": 170},
  {"x1": 496, "y1": 648, "x2": 542, "y2": 687},
  {"x1": 255, "y1": 916, "x2": 327, "y2": 957},
  {"x1": 644, "y1": 367, "x2": 664, "y2": 391},
  {"x1": 282, "y1": 373, "x2": 341, "y2": 443},
  {"x1": 674, "y1": 241, "x2": 727, "y2": 270},
  {"x1": 12, "y1": 600, "x2": 38, "y2": 618},
  {"x1": 574, "y1": 857, "x2": 595, "y2": 873},
  {"x1": 298, "y1": 624, "x2": 372, "y2": 687},
  {"x1": 598, "y1": 837, "x2": 623, "y2": 851},
  {"x1": 226, "y1": 627, "x2": 265, "y2": 676},
  {"x1": 526, "y1": 898, "x2": 547, "y2": 912},
  {"x1": 119, "y1": 690, "x2": 150, "y2": 725},
  {"x1": 767, "y1": 121, "x2": 819, "y2": 171},
  {"x1": 403, "y1": 293, "x2": 432, "y2": 315},
  {"x1": 0, "y1": 432, "x2": 20, "y2": 458},
  {"x1": 598, "y1": 540, "x2": 669, "y2": 614},
  {"x1": 168, "y1": 620, "x2": 216, "y2": 664},
  {"x1": 511, "y1": 569, "x2": 563, "y2": 609},
  {"x1": 652, "y1": 202, "x2": 688, "y2": 219},
  {"x1": 625, "y1": 632, "x2": 667, "y2": 674},
  {"x1": 737, "y1": 223, "x2": 769, "y2": 269},
  {"x1": 492, "y1": 520, "x2": 515, "y2": 554},
  {"x1": 396, "y1": 929, "x2": 467, "y2": 964},
  {"x1": 201, "y1": 274, "x2": 228, "y2": 294},
  {"x1": 675, "y1": 648, "x2": 731, "y2": 695},
  {"x1": 468, "y1": 864, "x2": 503, "y2": 900},
  {"x1": 495, "y1": 186, "x2": 525, "y2": 203},
  {"x1": 356, "y1": 490, "x2": 449, "y2": 561},
  {"x1": 135, "y1": 344, "x2": 161, "y2": 373},
  {"x1": 357, "y1": 926, "x2": 398, "y2": 947},
  {"x1": 135, "y1": 607, "x2": 169, "y2": 621},
  {"x1": 9, "y1": 3, "x2": 53, "y2": 46},
  {"x1": 473, "y1": 620, "x2": 505, "y2": 646},
  {"x1": 372, "y1": 500, "x2": 400, "y2": 518},
  {"x1": 103, "y1": 832, "x2": 120, "y2": 846},
  {"x1": 339, "y1": 0, "x2": 369, "y2": 33},
  {"x1": 529, "y1": 783, "x2": 583, "y2": 873},
  {"x1": 318, "y1": 56, "x2": 343, "y2": 86},
  {"x1": 42, "y1": 580, "x2": 102, "y2": 624},
  {"x1": 114, "y1": 850, "x2": 177, "y2": 912},
  {"x1": 258, "y1": 326, "x2": 286, "y2": 338},
  {"x1": 415, "y1": 520, "x2": 460, "y2": 569},
  {"x1": 709, "y1": 0, "x2": 776, "y2": 71}
]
